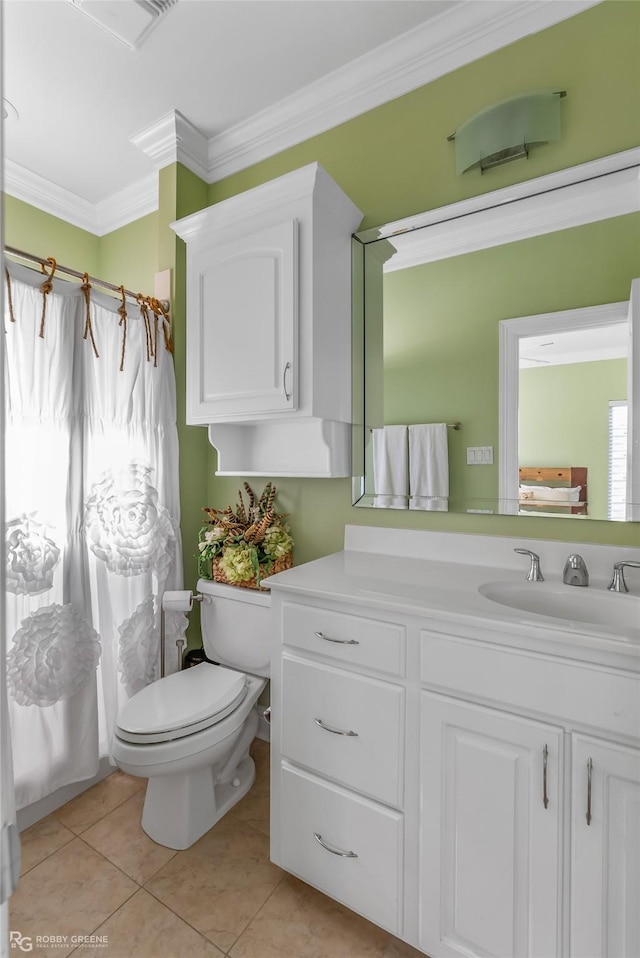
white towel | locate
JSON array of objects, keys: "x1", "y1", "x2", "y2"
[
  {"x1": 372, "y1": 426, "x2": 409, "y2": 509},
  {"x1": 408, "y1": 424, "x2": 449, "y2": 511}
]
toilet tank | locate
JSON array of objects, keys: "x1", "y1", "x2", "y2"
[{"x1": 197, "y1": 579, "x2": 272, "y2": 677}]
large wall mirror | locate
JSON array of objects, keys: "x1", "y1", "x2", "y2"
[{"x1": 352, "y1": 149, "x2": 640, "y2": 520}]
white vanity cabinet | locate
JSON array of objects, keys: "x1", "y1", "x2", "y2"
[
  {"x1": 270, "y1": 599, "x2": 407, "y2": 935},
  {"x1": 570, "y1": 735, "x2": 640, "y2": 958},
  {"x1": 419, "y1": 693, "x2": 564, "y2": 958},
  {"x1": 267, "y1": 534, "x2": 640, "y2": 958},
  {"x1": 171, "y1": 163, "x2": 363, "y2": 477}
]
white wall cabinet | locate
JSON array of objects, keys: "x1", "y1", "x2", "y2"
[
  {"x1": 171, "y1": 163, "x2": 362, "y2": 477},
  {"x1": 268, "y1": 584, "x2": 639, "y2": 958},
  {"x1": 188, "y1": 219, "x2": 298, "y2": 419}
]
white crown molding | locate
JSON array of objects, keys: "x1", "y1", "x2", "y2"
[
  {"x1": 4, "y1": 159, "x2": 158, "y2": 237},
  {"x1": 382, "y1": 149, "x2": 640, "y2": 270},
  {"x1": 94, "y1": 173, "x2": 159, "y2": 234},
  {"x1": 5, "y1": 0, "x2": 602, "y2": 230},
  {"x1": 130, "y1": 109, "x2": 209, "y2": 182},
  {"x1": 204, "y1": 0, "x2": 601, "y2": 183}
]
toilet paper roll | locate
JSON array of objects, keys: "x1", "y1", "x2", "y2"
[{"x1": 162, "y1": 590, "x2": 194, "y2": 612}]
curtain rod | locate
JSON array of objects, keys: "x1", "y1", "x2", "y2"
[{"x1": 4, "y1": 245, "x2": 170, "y2": 314}]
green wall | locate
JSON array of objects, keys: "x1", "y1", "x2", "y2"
[
  {"x1": 5, "y1": 0, "x2": 640, "y2": 581},
  {"x1": 375, "y1": 214, "x2": 639, "y2": 510},
  {"x1": 519, "y1": 358, "x2": 627, "y2": 519},
  {"x1": 3, "y1": 195, "x2": 100, "y2": 274},
  {"x1": 198, "y1": 0, "x2": 640, "y2": 554}
]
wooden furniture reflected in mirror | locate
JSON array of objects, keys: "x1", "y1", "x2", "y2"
[{"x1": 518, "y1": 467, "x2": 588, "y2": 516}]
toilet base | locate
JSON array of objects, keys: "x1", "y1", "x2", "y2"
[{"x1": 141, "y1": 752, "x2": 256, "y2": 850}]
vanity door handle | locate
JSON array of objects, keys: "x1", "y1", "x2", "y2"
[
  {"x1": 314, "y1": 718, "x2": 358, "y2": 737},
  {"x1": 586, "y1": 757, "x2": 593, "y2": 825},
  {"x1": 543, "y1": 744, "x2": 549, "y2": 809},
  {"x1": 314, "y1": 630, "x2": 359, "y2": 646},
  {"x1": 283, "y1": 361, "x2": 292, "y2": 401},
  {"x1": 313, "y1": 832, "x2": 358, "y2": 858}
]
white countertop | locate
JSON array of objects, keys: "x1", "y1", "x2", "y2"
[{"x1": 264, "y1": 545, "x2": 640, "y2": 666}]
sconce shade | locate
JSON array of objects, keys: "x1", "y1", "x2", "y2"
[{"x1": 449, "y1": 90, "x2": 565, "y2": 175}]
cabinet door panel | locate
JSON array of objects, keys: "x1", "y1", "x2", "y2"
[
  {"x1": 187, "y1": 219, "x2": 297, "y2": 421},
  {"x1": 420, "y1": 692, "x2": 563, "y2": 958},
  {"x1": 570, "y1": 735, "x2": 640, "y2": 958}
]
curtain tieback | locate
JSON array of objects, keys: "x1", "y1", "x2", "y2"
[{"x1": 39, "y1": 257, "x2": 57, "y2": 338}]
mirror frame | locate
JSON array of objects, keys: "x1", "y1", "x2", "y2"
[{"x1": 352, "y1": 148, "x2": 640, "y2": 516}]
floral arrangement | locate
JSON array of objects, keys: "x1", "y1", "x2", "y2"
[{"x1": 197, "y1": 482, "x2": 293, "y2": 590}]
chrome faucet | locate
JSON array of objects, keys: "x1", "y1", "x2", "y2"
[
  {"x1": 607, "y1": 560, "x2": 640, "y2": 593},
  {"x1": 514, "y1": 548, "x2": 544, "y2": 581},
  {"x1": 563, "y1": 554, "x2": 589, "y2": 587}
]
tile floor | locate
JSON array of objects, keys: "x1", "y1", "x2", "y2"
[{"x1": 11, "y1": 740, "x2": 424, "y2": 958}]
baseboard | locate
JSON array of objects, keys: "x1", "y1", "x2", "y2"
[{"x1": 17, "y1": 757, "x2": 114, "y2": 831}]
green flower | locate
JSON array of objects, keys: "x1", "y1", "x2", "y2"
[
  {"x1": 218, "y1": 544, "x2": 259, "y2": 583},
  {"x1": 262, "y1": 523, "x2": 293, "y2": 560}
]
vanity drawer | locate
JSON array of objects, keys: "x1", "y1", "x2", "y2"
[
  {"x1": 282, "y1": 601, "x2": 405, "y2": 676},
  {"x1": 281, "y1": 655, "x2": 405, "y2": 806},
  {"x1": 420, "y1": 629, "x2": 640, "y2": 740},
  {"x1": 279, "y1": 763, "x2": 403, "y2": 935}
]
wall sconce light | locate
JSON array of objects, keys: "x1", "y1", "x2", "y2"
[{"x1": 448, "y1": 90, "x2": 566, "y2": 175}]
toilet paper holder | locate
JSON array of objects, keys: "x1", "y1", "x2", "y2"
[{"x1": 160, "y1": 590, "x2": 203, "y2": 678}]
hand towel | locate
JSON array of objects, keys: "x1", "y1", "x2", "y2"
[
  {"x1": 409, "y1": 423, "x2": 449, "y2": 511},
  {"x1": 372, "y1": 426, "x2": 409, "y2": 509}
]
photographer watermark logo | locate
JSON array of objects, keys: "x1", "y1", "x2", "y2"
[
  {"x1": 10, "y1": 932, "x2": 109, "y2": 951},
  {"x1": 9, "y1": 932, "x2": 32, "y2": 952}
]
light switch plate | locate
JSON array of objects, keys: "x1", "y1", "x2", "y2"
[{"x1": 466, "y1": 446, "x2": 494, "y2": 465}]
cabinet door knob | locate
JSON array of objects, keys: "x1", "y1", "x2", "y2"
[
  {"x1": 586, "y1": 757, "x2": 593, "y2": 825},
  {"x1": 283, "y1": 361, "x2": 292, "y2": 401},
  {"x1": 313, "y1": 832, "x2": 358, "y2": 858},
  {"x1": 314, "y1": 717, "x2": 358, "y2": 737},
  {"x1": 314, "y1": 630, "x2": 359, "y2": 646}
]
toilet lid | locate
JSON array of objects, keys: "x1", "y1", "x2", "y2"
[{"x1": 115, "y1": 662, "x2": 248, "y2": 744}]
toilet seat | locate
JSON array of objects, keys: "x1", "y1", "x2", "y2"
[{"x1": 115, "y1": 662, "x2": 248, "y2": 745}]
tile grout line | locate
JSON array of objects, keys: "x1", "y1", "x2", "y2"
[
  {"x1": 18, "y1": 830, "x2": 76, "y2": 878},
  {"x1": 140, "y1": 882, "x2": 227, "y2": 955},
  {"x1": 225, "y1": 871, "x2": 289, "y2": 956}
]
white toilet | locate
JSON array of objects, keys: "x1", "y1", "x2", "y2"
[{"x1": 112, "y1": 579, "x2": 271, "y2": 850}]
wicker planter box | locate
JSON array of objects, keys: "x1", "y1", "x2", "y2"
[{"x1": 211, "y1": 551, "x2": 293, "y2": 591}]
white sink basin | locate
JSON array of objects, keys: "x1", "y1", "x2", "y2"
[{"x1": 479, "y1": 580, "x2": 640, "y2": 632}]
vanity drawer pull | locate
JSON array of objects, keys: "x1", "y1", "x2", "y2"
[
  {"x1": 586, "y1": 757, "x2": 593, "y2": 825},
  {"x1": 543, "y1": 744, "x2": 549, "y2": 809},
  {"x1": 314, "y1": 630, "x2": 359, "y2": 646},
  {"x1": 314, "y1": 717, "x2": 358, "y2": 737},
  {"x1": 313, "y1": 832, "x2": 358, "y2": 858}
]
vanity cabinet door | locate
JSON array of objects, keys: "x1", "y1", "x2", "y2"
[
  {"x1": 186, "y1": 219, "x2": 297, "y2": 423},
  {"x1": 570, "y1": 735, "x2": 640, "y2": 958},
  {"x1": 419, "y1": 692, "x2": 563, "y2": 958}
]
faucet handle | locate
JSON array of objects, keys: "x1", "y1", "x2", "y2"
[
  {"x1": 607, "y1": 560, "x2": 640, "y2": 593},
  {"x1": 514, "y1": 548, "x2": 544, "y2": 582}
]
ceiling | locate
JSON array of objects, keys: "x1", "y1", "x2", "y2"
[{"x1": 2, "y1": 0, "x2": 600, "y2": 234}]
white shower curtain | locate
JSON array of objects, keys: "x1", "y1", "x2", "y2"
[{"x1": 4, "y1": 262, "x2": 184, "y2": 810}]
